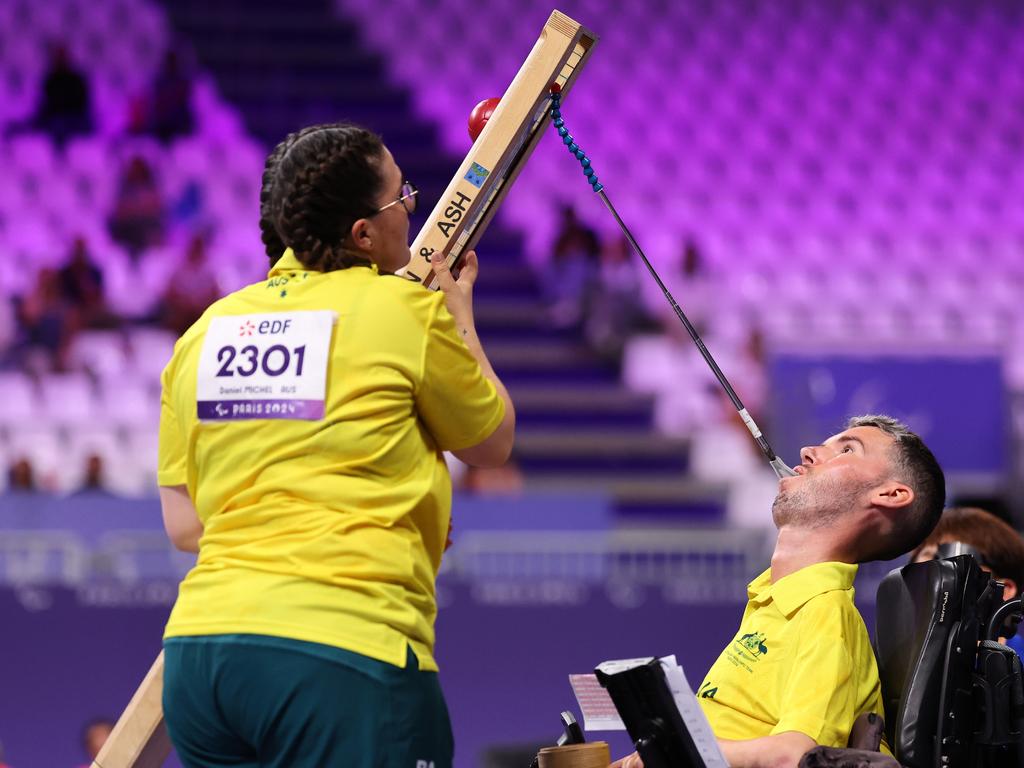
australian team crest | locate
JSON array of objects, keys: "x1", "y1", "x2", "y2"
[{"x1": 738, "y1": 631, "x2": 768, "y2": 657}]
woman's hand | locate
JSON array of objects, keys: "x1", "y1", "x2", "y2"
[{"x1": 431, "y1": 250, "x2": 478, "y2": 332}]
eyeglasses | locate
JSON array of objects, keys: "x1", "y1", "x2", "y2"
[{"x1": 376, "y1": 181, "x2": 418, "y2": 215}]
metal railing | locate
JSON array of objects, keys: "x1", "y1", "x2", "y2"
[
  {"x1": 0, "y1": 530, "x2": 192, "y2": 586},
  {"x1": 0, "y1": 527, "x2": 903, "y2": 605},
  {"x1": 446, "y1": 528, "x2": 772, "y2": 604}
]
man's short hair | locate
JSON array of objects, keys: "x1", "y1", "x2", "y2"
[
  {"x1": 910, "y1": 507, "x2": 1024, "y2": 586},
  {"x1": 847, "y1": 414, "x2": 945, "y2": 561}
]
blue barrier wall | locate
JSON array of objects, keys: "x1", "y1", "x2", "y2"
[{"x1": 770, "y1": 352, "x2": 1008, "y2": 479}]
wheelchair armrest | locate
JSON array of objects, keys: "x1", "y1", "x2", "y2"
[
  {"x1": 797, "y1": 746, "x2": 900, "y2": 768},
  {"x1": 796, "y1": 713, "x2": 899, "y2": 768},
  {"x1": 848, "y1": 712, "x2": 885, "y2": 752}
]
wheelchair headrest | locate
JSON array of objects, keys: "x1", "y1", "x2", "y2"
[{"x1": 874, "y1": 555, "x2": 993, "y2": 768}]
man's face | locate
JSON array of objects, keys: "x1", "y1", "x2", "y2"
[{"x1": 772, "y1": 426, "x2": 898, "y2": 528}]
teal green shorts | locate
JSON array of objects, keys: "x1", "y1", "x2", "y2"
[{"x1": 163, "y1": 634, "x2": 453, "y2": 768}]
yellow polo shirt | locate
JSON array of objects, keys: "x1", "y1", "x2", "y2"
[
  {"x1": 158, "y1": 250, "x2": 505, "y2": 671},
  {"x1": 697, "y1": 561, "x2": 888, "y2": 751}
]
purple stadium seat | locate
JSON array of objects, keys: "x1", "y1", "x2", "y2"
[
  {"x1": 38, "y1": 373, "x2": 95, "y2": 427},
  {"x1": 0, "y1": 373, "x2": 40, "y2": 428},
  {"x1": 99, "y1": 376, "x2": 158, "y2": 429},
  {"x1": 68, "y1": 330, "x2": 130, "y2": 380},
  {"x1": 126, "y1": 326, "x2": 177, "y2": 383}
]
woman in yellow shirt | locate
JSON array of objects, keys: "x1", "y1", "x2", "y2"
[{"x1": 157, "y1": 123, "x2": 514, "y2": 768}]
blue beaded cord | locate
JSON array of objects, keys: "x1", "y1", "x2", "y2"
[{"x1": 549, "y1": 89, "x2": 603, "y2": 193}]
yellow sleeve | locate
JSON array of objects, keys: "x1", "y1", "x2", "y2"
[
  {"x1": 157, "y1": 356, "x2": 188, "y2": 486},
  {"x1": 415, "y1": 297, "x2": 505, "y2": 452},
  {"x1": 771, "y1": 598, "x2": 858, "y2": 747}
]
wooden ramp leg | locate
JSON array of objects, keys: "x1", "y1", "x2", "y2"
[{"x1": 91, "y1": 651, "x2": 172, "y2": 768}]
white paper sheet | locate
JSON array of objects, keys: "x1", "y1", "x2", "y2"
[{"x1": 661, "y1": 662, "x2": 728, "y2": 767}]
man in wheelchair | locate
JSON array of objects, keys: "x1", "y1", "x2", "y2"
[{"x1": 613, "y1": 415, "x2": 947, "y2": 768}]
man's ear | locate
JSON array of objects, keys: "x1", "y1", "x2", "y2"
[
  {"x1": 873, "y1": 481, "x2": 914, "y2": 511},
  {"x1": 349, "y1": 217, "x2": 374, "y2": 253}
]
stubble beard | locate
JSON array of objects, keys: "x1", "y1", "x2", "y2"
[{"x1": 772, "y1": 472, "x2": 869, "y2": 530}]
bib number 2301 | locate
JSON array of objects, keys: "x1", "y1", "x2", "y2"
[
  {"x1": 196, "y1": 311, "x2": 335, "y2": 421},
  {"x1": 215, "y1": 344, "x2": 305, "y2": 378}
]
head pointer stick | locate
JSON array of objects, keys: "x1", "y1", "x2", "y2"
[{"x1": 547, "y1": 86, "x2": 797, "y2": 479}]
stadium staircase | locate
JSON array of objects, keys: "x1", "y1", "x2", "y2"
[{"x1": 161, "y1": 0, "x2": 726, "y2": 519}]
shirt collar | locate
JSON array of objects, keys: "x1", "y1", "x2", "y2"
[
  {"x1": 267, "y1": 248, "x2": 379, "y2": 278},
  {"x1": 267, "y1": 248, "x2": 309, "y2": 278},
  {"x1": 747, "y1": 561, "x2": 859, "y2": 618}
]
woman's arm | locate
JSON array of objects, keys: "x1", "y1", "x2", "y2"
[
  {"x1": 430, "y1": 250, "x2": 515, "y2": 467},
  {"x1": 159, "y1": 484, "x2": 203, "y2": 553}
]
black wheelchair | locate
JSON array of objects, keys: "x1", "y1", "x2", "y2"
[{"x1": 873, "y1": 553, "x2": 1024, "y2": 767}]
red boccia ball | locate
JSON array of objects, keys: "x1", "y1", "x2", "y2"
[{"x1": 468, "y1": 97, "x2": 501, "y2": 142}]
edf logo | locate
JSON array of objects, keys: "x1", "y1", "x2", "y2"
[{"x1": 257, "y1": 319, "x2": 292, "y2": 334}]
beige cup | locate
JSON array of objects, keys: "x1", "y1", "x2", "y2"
[{"x1": 536, "y1": 742, "x2": 610, "y2": 768}]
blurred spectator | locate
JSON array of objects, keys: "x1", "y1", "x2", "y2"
[
  {"x1": 28, "y1": 43, "x2": 93, "y2": 146},
  {"x1": 544, "y1": 205, "x2": 599, "y2": 328},
  {"x1": 0, "y1": 297, "x2": 14, "y2": 359},
  {"x1": 58, "y1": 237, "x2": 112, "y2": 329},
  {"x1": 705, "y1": 325, "x2": 770, "y2": 475},
  {"x1": 12, "y1": 268, "x2": 75, "y2": 372},
  {"x1": 130, "y1": 50, "x2": 195, "y2": 142},
  {"x1": 661, "y1": 238, "x2": 714, "y2": 339},
  {"x1": 910, "y1": 507, "x2": 1024, "y2": 599},
  {"x1": 723, "y1": 326, "x2": 768, "y2": 425},
  {"x1": 76, "y1": 454, "x2": 108, "y2": 494},
  {"x1": 78, "y1": 717, "x2": 114, "y2": 766},
  {"x1": 910, "y1": 507, "x2": 1024, "y2": 655},
  {"x1": 7, "y1": 458, "x2": 36, "y2": 492},
  {"x1": 461, "y1": 460, "x2": 524, "y2": 495},
  {"x1": 169, "y1": 179, "x2": 204, "y2": 235},
  {"x1": 676, "y1": 324, "x2": 776, "y2": 529},
  {"x1": 107, "y1": 156, "x2": 166, "y2": 259},
  {"x1": 158, "y1": 234, "x2": 220, "y2": 334},
  {"x1": 584, "y1": 234, "x2": 657, "y2": 360}
]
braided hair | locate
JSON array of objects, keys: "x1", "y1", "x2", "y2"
[
  {"x1": 258, "y1": 128, "x2": 314, "y2": 266},
  {"x1": 259, "y1": 122, "x2": 386, "y2": 271}
]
